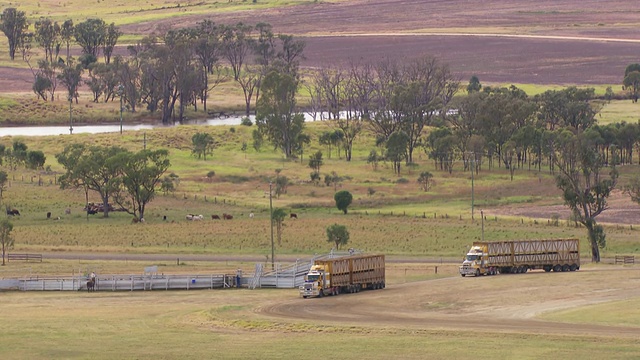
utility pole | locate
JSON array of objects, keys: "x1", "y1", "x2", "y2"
[
  {"x1": 68, "y1": 95, "x2": 73, "y2": 135},
  {"x1": 118, "y1": 84, "x2": 124, "y2": 134},
  {"x1": 269, "y1": 182, "x2": 274, "y2": 270}
]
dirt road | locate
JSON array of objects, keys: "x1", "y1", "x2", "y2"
[{"x1": 259, "y1": 267, "x2": 640, "y2": 338}]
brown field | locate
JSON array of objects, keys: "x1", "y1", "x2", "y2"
[{"x1": 2, "y1": 0, "x2": 640, "y2": 92}]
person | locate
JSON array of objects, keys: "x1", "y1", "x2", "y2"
[
  {"x1": 236, "y1": 269, "x2": 242, "y2": 288},
  {"x1": 90, "y1": 271, "x2": 96, "y2": 282}
]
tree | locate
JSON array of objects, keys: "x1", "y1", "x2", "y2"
[
  {"x1": 191, "y1": 132, "x2": 215, "y2": 160},
  {"x1": 34, "y1": 18, "x2": 61, "y2": 64},
  {"x1": 623, "y1": 63, "x2": 640, "y2": 103},
  {"x1": 0, "y1": 170, "x2": 7, "y2": 207},
  {"x1": 0, "y1": 219, "x2": 14, "y2": 266},
  {"x1": 102, "y1": 23, "x2": 121, "y2": 64},
  {"x1": 308, "y1": 151, "x2": 323, "y2": 176},
  {"x1": 386, "y1": 130, "x2": 409, "y2": 175},
  {"x1": 0, "y1": 8, "x2": 29, "y2": 60},
  {"x1": 467, "y1": 75, "x2": 481, "y2": 94},
  {"x1": 274, "y1": 175, "x2": 288, "y2": 198},
  {"x1": 74, "y1": 18, "x2": 107, "y2": 59},
  {"x1": 272, "y1": 208, "x2": 287, "y2": 246},
  {"x1": 57, "y1": 145, "x2": 127, "y2": 218},
  {"x1": 26, "y1": 150, "x2": 46, "y2": 170},
  {"x1": 367, "y1": 150, "x2": 380, "y2": 170},
  {"x1": 325, "y1": 171, "x2": 341, "y2": 192},
  {"x1": 417, "y1": 171, "x2": 434, "y2": 191},
  {"x1": 334, "y1": 190, "x2": 353, "y2": 214},
  {"x1": 552, "y1": 129, "x2": 618, "y2": 262},
  {"x1": 114, "y1": 149, "x2": 170, "y2": 221},
  {"x1": 326, "y1": 223, "x2": 349, "y2": 250},
  {"x1": 256, "y1": 68, "x2": 305, "y2": 158}
]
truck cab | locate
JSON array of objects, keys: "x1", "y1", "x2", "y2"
[
  {"x1": 299, "y1": 265, "x2": 329, "y2": 298},
  {"x1": 459, "y1": 245, "x2": 492, "y2": 276}
]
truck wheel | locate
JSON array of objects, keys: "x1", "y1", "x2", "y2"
[
  {"x1": 562, "y1": 264, "x2": 570, "y2": 272},
  {"x1": 303, "y1": 296, "x2": 308, "y2": 299},
  {"x1": 553, "y1": 265, "x2": 562, "y2": 272},
  {"x1": 570, "y1": 264, "x2": 578, "y2": 271},
  {"x1": 461, "y1": 274, "x2": 466, "y2": 277},
  {"x1": 475, "y1": 269, "x2": 481, "y2": 277},
  {"x1": 544, "y1": 266, "x2": 551, "y2": 272}
]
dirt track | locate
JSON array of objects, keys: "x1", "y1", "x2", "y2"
[{"x1": 259, "y1": 267, "x2": 640, "y2": 338}]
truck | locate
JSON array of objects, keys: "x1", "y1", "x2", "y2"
[
  {"x1": 459, "y1": 238, "x2": 580, "y2": 277},
  {"x1": 299, "y1": 254, "x2": 385, "y2": 298}
]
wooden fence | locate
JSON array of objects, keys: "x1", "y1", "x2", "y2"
[
  {"x1": 615, "y1": 255, "x2": 635, "y2": 265},
  {"x1": 7, "y1": 253, "x2": 43, "y2": 262}
]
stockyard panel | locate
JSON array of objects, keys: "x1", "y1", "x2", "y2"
[{"x1": 13, "y1": 274, "x2": 235, "y2": 291}]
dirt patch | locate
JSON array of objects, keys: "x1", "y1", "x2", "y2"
[
  {"x1": 259, "y1": 267, "x2": 640, "y2": 337},
  {"x1": 485, "y1": 189, "x2": 640, "y2": 225}
]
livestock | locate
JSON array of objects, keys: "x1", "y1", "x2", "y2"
[
  {"x1": 186, "y1": 214, "x2": 194, "y2": 220},
  {"x1": 6, "y1": 208, "x2": 20, "y2": 216},
  {"x1": 290, "y1": 213, "x2": 298, "y2": 219},
  {"x1": 249, "y1": 213, "x2": 254, "y2": 219},
  {"x1": 186, "y1": 214, "x2": 204, "y2": 221},
  {"x1": 86, "y1": 278, "x2": 95, "y2": 292},
  {"x1": 223, "y1": 213, "x2": 233, "y2": 220},
  {"x1": 211, "y1": 214, "x2": 221, "y2": 220},
  {"x1": 65, "y1": 208, "x2": 71, "y2": 215},
  {"x1": 47, "y1": 212, "x2": 51, "y2": 219}
]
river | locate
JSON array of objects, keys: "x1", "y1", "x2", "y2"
[{"x1": 0, "y1": 116, "x2": 249, "y2": 137}]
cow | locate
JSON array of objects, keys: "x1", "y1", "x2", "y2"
[
  {"x1": 211, "y1": 214, "x2": 221, "y2": 220},
  {"x1": 193, "y1": 215, "x2": 203, "y2": 221},
  {"x1": 186, "y1": 214, "x2": 194, "y2": 220},
  {"x1": 65, "y1": 208, "x2": 71, "y2": 215},
  {"x1": 249, "y1": 213, "x2": 254, "y2": 219},
  {"x1": 6, "y1": 208, "x2": 20, "y2": 216},
  {"x1": 223, "y1": 213, "x2": 233, "y2": 220},
  {"x1": 290, "y1": 213, "x2": 298, "y2": 219}
]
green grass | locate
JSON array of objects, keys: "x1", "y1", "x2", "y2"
[
  {"x1": 541, "y1": 299, "x2": 640, "y2": 327},
  {"x1": 0, "y1": 289, "x2": 638, "y2": 360},
  {"x1": 597, "y1": 100, "x2": 640, "y2": 125}
]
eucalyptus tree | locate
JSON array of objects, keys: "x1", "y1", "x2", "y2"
[
  {"x1": 60, "y1": 20, "x2": 74, "y2": 62},
  {"x1": 191, "y1": 132, "x2": 215, "y2": 160},
  {"x1": 399, "y1": 56, "x2": 458, "y2": 164},
  {"x1": 58, "y1": 60, "x2": 83, "y2": 103},
  {"x1": 221, "y1": 22, "x2": 254, "y2": 81},
  {"x1": 535, "y1": 87, "x2": 597, "y2": 131},
  {"x1": 552, "y1": 129, "x2": 618, "y2": 262},
  {"x1": 112, "y1": 55, "x2": 141, "y2": 113},
  {"x1": 103, "y1": 23, "x2": 121, "y2": 65},
  {"x1": 386, "y1": 130, "x2": 409, "y2": 175},
  {"x1": 623, "y1": 63, "x2": 640, "y2": 103},
  {"x1": 57, "y1": 144, "x2": 127, "y2": 218},
  {"x1": 74, "y1": 18, "x2": 107, "y2": 59},
  {"x1": 114, "y1": 149, "x2": 171, "y2": 221},
  {"x1": 34, "y1": 18, "x2": 61, "y2": 63},
  {"x1": 192, "y1": 20, "x2": 226, "y2": 112},
  {"x1": 0, "y1": 8, "x2": 29, "y2": 60},
  {"x1": 255, "y1": 68, "x2": 305, "y2": 158}
]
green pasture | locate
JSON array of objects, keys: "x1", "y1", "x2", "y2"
[
  {"x1": 598, "y1": 100, "x2": 640, "y2": 125},
  {"x1": 14, "y1": 0, "x2": 327, "y2": 25},
  {"x1": 2, "y1": 123, "x2": 640, "y2": 258}
]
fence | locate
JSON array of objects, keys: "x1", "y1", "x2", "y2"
[
  {"x1": 12, "y1": 273, "x2": 234, "y2": 291},
  {"x1": 615, "y1": 255, "x2": 635, "y2": 265},
  {"x1": 7, "y1": 253, "x2": 42, "y2": 262}
]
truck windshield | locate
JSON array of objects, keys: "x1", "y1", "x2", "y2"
[
  {"x1": 465, "y1": 254, "x2": 479, "y2": 261},
  {"x1": 306, "y1": 274, "x2": 319, "y2": 282}
]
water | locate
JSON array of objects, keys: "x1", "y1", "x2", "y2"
[
  {"x1": 0, "y1": 117, "x2": 246, "y2": 137},
  {"x1": 0, "y1": 112, "x2": 349, "y2": 137}
]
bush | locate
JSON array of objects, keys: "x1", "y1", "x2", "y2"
[
  {"x1": 396, "y1": 178, "x2": 409, "y2": 184},
  {"x1": 240, "y1": 117, "x2": 253, "y2": 126}
]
